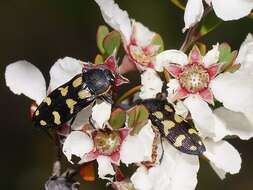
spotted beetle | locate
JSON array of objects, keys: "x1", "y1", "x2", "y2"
[
  {"x1": 32, "y1": 56, "x2": 128, "y2": 129},
  {"x1": 140, "y1": 98, "x2": 205, "y2": 155}
]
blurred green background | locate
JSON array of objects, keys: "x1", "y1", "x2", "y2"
[{"x1": 0, "y1": 0, "x2": 252, "y2": 189}]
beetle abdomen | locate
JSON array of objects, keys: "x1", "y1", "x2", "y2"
[
  {"x1": 141, "y1": 99, "x2": 205, "y2": 155},
  {"x1": 32, "y1": 74, "x2": 95, "y2": 128}
]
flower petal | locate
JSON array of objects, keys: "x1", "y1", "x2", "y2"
[
  {"x1": 183, "y1": 95, "x2": 215, "y2": 138},
  {"x1": 204, "y1": 139, "x2": 242, "y2": 178},
  {"x1": 49, "y1": 57, "x2": 83, "y2": 91},
  {"x1": 199, "y1": 88, "x2": 214, "y2": 104},
  {"x1": 189, "y1": 46, "x2": 202, "y2": 64},
  {"x1": 131, "y1": 141, "x2": 199, "y2": 190},
  {"x1": 71, "y1": 104, "x2": 93, "y2": 130},
  {"x1": 174, "y1": 101, "x2": 189, "y2": 119},
  {"x1": 212, "y1": 0, "x2": 253, "y2": 21},
  {"x1": 210, "y1": 71, "x2": 253, "y2": 113},
  {"x1": 120, "y1": 120, "x2": 155, "y2": 165},
  {"x1": 92, "y1": 101, "x2": 112, "y2": 128},
  {"x1": 63, "y1": 131, "x2": 94, "y2": 164},
  {"x1": 166, "y1": 79, "x2": 181, "y2": 103},
  {"x1": 203, "y1": 44, "x2": 220, "y2": 67},
  {"x1": 5, "y1": 61, "x2": 46, "y2": 105},
  {"x1": 139, "y1": 69, "x2": 163, "y2": 99},
  {"x1": 213, "y1": 107, "x2": 253, "y2": 141},
  {"x1": 155, "y1": 50, "x2": 188, "y2": 72},
  {"x1": 166, "y1": 64, "x2": 183, "y2": 78},
  {"x1": 94, "y1": 0, "x2": 132, "y2": 44},
  {"x1": 97, "y1": 155, "x2": 115, "y2": 180},
  {"x1": 236, "y1": 33, "x2": 253, "y2": 72},
  {"x1": 131, "y1": 21, "x2": 156, "y2": 47},
  {"x1": 183, "y1": 0, "x2": 204, "y2": 32},
  {"x1": 207, "y1": 64, "x2": 219, "y2": 80}
]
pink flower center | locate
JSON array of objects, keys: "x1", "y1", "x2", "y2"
[
  {"x1": 179, "y1": 64, "x2": 209, "y2": 93},
  {"x1": 94, "y1": 130, "x2": 121, "y2": 156}
]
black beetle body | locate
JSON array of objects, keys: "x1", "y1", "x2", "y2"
[
  {"x1": 141, "y1": 99, "x2": 206, "y2": 155},
  {"x1": 32, "y1": 68, "x2": 115, "y2": 129}
]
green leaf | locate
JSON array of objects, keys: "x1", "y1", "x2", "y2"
[
  {"x1": 97, "y1": 25, "x2": 109, "y2": 54},
  {"x1": 109, "y1": 108, "x2": 126, "y2": 129},
  {"x1": 103, "y1": 31, "x2": 121, "y2": 57},
  {"x1": 199, "y1": 11, "x2": 221, "y2": 37},
  {"x1": 170, "y1": 0, "x2": 185, "y2": 10},
  {"x1": 219, "y1": 43, "x2": 233, "y2": 65},
  {"x1": 94, "y1": 54, "x2": 104, "y2": 64},
  {"x1": 151, "y1": 33, "x2": 164, "y2": 53},
  {"x1": 127, "y1": 105, "x2": 149, "y2": 136}
]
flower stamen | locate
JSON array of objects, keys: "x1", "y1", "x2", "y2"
[{"x1": 179, "y1": 64, "x2": 209, "y2": 93}]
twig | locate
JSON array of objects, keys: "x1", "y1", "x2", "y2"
[
  {"x1": 180, "y1": 6, "x2": 213, "y2": 52},
  {"x1": 115, "y1": 85, "x2": 142, "y2": 105}
]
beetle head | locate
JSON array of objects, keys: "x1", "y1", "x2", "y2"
[{"x1": 82, "y1": 55, "x2": 129, "y2": 87}]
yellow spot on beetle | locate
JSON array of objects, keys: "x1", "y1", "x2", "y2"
[
  {"x1": 152, "y1": 111, "x2": 163, "y2": 119},
  {"x1": 174, "y1": 114, "x2": 184, "y2": 123},
  {"x1": 58, "y1": 86, "x2": 69, "y2": 96},
  {"x1": 188, "y1": 128, "x2": 198, "y2": 135},
  {"x1": 43, "y1": 97, "x2": 52, "y2": 106},
  {"x1": 190, "y1": 146, "x2": 197, "y2": 151},
  {"x1": 52, "y1": 111, "x2": 61, "y2": 125},
  {"x1": 66, "y1": 99, "x2": 77, "y2": 114},
  {"x1": 35, "y1": 110, "x2": 39, "y2": 116},
  {"x1": 164, "y1": 104, "x2": 173, "y2": 112},
  {"x1": 78, "y1": 90, "x2": 91, "y2": 99},
  {"x1": 162, "y1": 120, "x2": 175, "y2": 136},
  {"x1": 40, "y1": 120, "x2": 47, "y2": 126},
  {"x1": 72, "y1": 77, "x2": 82, "y2": 88},
  {"x1": 198, "y1": 141, "x2": 202, "y2": 145},
  {"x1": 162, "y1": 120, "x2": 175, "y2": 133},
  {"x1": 174, "y1": 135, "x2": 186, "y2": 147}
]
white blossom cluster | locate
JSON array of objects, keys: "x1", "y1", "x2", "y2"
[{"x1": 4, "y1": 0, "x2": 253, "y2": 190}]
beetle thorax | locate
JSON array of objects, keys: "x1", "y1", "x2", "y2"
[{"x1": 84, "y1": 69, "x2": 114, "y2": 96}]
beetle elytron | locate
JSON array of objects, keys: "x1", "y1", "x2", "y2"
[
  {"x1": 32, "y1": 56, "x2": 128, "y2": 129},
  {"x1": 140, "y1": 98, "x2": 205, "y2": 155}
]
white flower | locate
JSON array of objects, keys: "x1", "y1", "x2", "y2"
[
  {"x1": 203, "y1": 139, "x2": 242, "y2": 179},
  {"x1": 5, "y1": 60, "x2": 47, "y2": 105},
  {"x1": 62, "y1": 123, "x2": 155, "y2": 180},
  {"x1": 92, "y1": 101, "x2": 112, "y2": 128},
  {"x1": 155, "y1": 42, "x2": 253, "y2": 141},
  {"x1": 130, "y1": 141, "x2": 200, "y2": 190},
  {"x1": 154, "y1": 40, "x2": 253, "y2": 179},
  {"x1": 213, "y1": 107, "x2": 253, "y2": 141},
  {"x1": 174, "y1": 101, "x2": 189, "y2": 119},
  {"x1": 5, "y1": 57, "x2": 83, "y2": 105},
  {"x1": 5, "y1": 57, "x2": 99, "y2": 130},
  {"x1": 120, "y1": 120, "x2": 155, "y2": 165},
  {"x1": 139, "y1": 69, "x2": 163, "y2": 100},
  {"x1": 210, "y1": 33, "x2": 253, "y2": 142},
  {"x1": 166, "y1": 79, "x2": 180, "y2": 103},
  {"x1": 236, "y1": 33, "x2": 253, "y2": 73},
  {"x1": 62, "y1": 131, "x2": 94, "y2": 162},
  {"x1": 94, "y1": 0, "x2": 160, "y2": 70},
  {"x1": 184, "y1": 0, "x2": 253, "y2": 31}
]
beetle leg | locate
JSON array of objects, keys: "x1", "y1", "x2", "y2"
[
  {"x1": 89, "y1": 116, "x2": 96, "y2": 129},
  {"x1": 101, "y1": 94, "x2": 113, "y2": 104},
  {"x1": 69, "y1": 115, "x2": 77, "y2": 128},
  {"x1": 159, "y1": 136, "x2": 164, "y2": 164}
]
